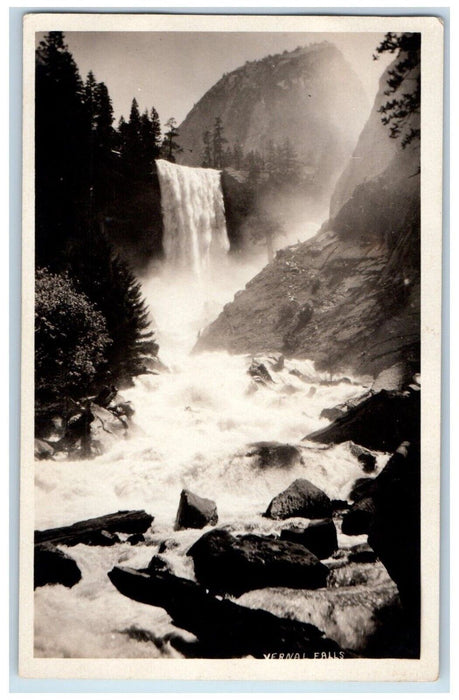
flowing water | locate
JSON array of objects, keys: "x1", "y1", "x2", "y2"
[{"x1": 34, "y1": 162, "x2": 392, "y2": 658}]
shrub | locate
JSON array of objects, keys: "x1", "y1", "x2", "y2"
[{"x1": 35, "y1": 268, "x2": 111, "y2": 400}]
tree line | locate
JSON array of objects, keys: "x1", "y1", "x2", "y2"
[
  {"x1": 200, "y1": 116, "x2": 304, "y2": 183},
  {"x1": 35, "y1": 31, "x2": 181, "y2": 411}
]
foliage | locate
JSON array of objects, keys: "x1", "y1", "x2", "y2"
[
  {"x1": 244, "y1": 211, "x2": 285, "y2": 263},
  {"x1": 161, "y1": 117, "x2": 183, "y2": 162},
  {"x1": 35, "y1": 32, "x2": 160, "y2": 399},
  {"x1": 374, "y1": 32, "x2": 421, "y2": 148},
  {"x1": 35, "y1": 269, "x2": 111, "y2": 400},
  {"x1": 35, "y1": 32, "x2": 90, "y2": 267},
  {"x1": 68, "y1": 231, "x2": 158, "y2": 384}
]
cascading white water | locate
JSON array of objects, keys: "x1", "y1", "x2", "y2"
[{"x1": 156, "y1": 159, "x2": 230, "y2": 277}]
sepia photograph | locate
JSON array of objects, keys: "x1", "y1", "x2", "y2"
[{"x1": 19, "y1": 12, "x2": 443, "y2": 682}]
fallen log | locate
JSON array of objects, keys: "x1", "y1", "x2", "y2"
[
  {"x1": 108, "y1": 566, "x2": 346, "y2": 658},
  {"x1": 35, "y1": 510, "x2": 154, "y2": 547}
]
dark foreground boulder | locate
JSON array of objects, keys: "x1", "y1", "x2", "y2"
[
  {"x1": 35, "y1": 510, "x2": 154, "y2": 547},
  {"x1": 34, "y1": 544, "x2": 81, "y2": 589},
  {"x1": 246, "y1": 442, "x2": 303, "y2": 469},
  {"x1": 175, "y1": 490, "x2": 218, "y2": 530},
  {"x1": 108, "y1": 566, "x2": 345, "y2": 658},
  {"x1": 305, "y1": 388, "x2": 420, "y2": 452},
  {"x1": 265, "y1": 478, "x2": 332, "y2": 520},
  {"x1": 188, "y1": 529, "x2": 328, "y2": 596},
  {"x1": 348, "y1": 543, "x2": 378, "y2": 564},
  {"x1": 348, "y1": 443, "x2": 377, "y2": 472},
  {"x1": 341, "y1": 497, "x2": 376, "y2": 536},
  {"x1": 342, "y1": 441, "x2": 420, "y2": 656},
  {"x1": 367, "y1": 441, "x2": 420, "y2": 655},
  {"x1": 280, "y1": 519, "x2": 338, "y2": 560}
]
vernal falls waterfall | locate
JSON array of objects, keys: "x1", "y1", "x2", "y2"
[
  {"x1": 34, "y1": 159, "x2": 391, "y2": 661},
  {"x1": 156, "y1": 159, "x2": 230, "y2": 276}
]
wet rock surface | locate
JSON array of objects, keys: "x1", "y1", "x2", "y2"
[
  {"x1": 188, "y1": 528, "x2": 329, "y2": 596},
  {"x1": 108, "y1": 566, "x2": 345, "y2": 658},
  {"x1": 34, "y1": 544, "x2": 81, "y2": 589},
  {"x1": 305, "y1": 388, "x2": 420, "y2": 453},
  {"x1": 175, "y1": 489, "x2": 218, "y2": 531},
  {"x1": 245, "y1": 442, "x2": 303, "y2": 469},
  {"x1": 265, "y1": 478, "x2": 332, "y2": 520},
  {"x1": 280, "y1": 518, "x2": 338, "y2": 560}
]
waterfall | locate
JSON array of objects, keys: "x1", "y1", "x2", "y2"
[{"x1": 156, "y1": 159, "x2": 230, "y2": 277}]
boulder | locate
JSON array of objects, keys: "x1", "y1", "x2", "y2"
[
  {"x1": 188, "y1": 529, "x2": 328, "y2": 596},
  {"x1": 175, "y1": 490, "x2": 218, "y2": 531},
  {"x1": 348, "y1": 477, "x2": 377, "y2": 503},
  {"x1": 34, "y1": 544, "x2": 81, "y2": 589},
  {"x1": 339, "y1": 441, "x2": 420, "y2": 655},
  {"x1": 305, "y1": 389, "x2": 420, "y2": 452},
  {"x1": 341, "y1": 497, "x2": 376, "y2": 536},
  {"x1": 367, "y1": 441, "x2": 420, "y2": 655},
  {"x1": 280, "y1": 519, "x2": 338, "y2": 560},
  {"x1": 127, "y1": 533, "x2": 145, "y2": 546},
  {"x1": 349, "y1": 443, "x2": 377, "y2": 472},
  {"x1": 34, "y1": 438, "x2": 54, "y2": 460},
  {"x1": 108, "y1": 566, "x2": 344, "y2": 658},
  {"x1": 245, "y1": 442, "x2": 303, "y2": 469},
  {"x1": 265, "y1": 478, "x2": 332, "y2": 520},
  {"x1": 247, "y1": 360, "x2": 274, "y2": 384},
  {"x1": 348, "y1": 543, "x2": 378, "y2": 564},
  {"x1": 319, "y1": 390, "x2": 374, "y2": 422},
  {"x1": 35, "y1": 510, "x2": 154, "y2": 547}
]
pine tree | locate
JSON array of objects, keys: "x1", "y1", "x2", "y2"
[
  {"x1": 201, "y1": 129, "x2": 213, "y2": 167},
  {"x1": 68, "y1": 230, "x2": 158, "y2": 385},
  {"x1": 212, "y1": 116, "x2": 227, "y2": 169},
  {"x1": 161, "y1": 117, "x2": 182, "y2": 162},
  {"x1": 35, "y1": 31, "x2": 90, "y2": 267},
  {"x1": 374, "y1": 32, "x2": 421, "y2": 148},
  {"x1": 232, "y1": 142, "x2": 244, "y2": 170}
]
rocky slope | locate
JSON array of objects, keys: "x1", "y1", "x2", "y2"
[
  {"x1": 178, "y1": 42, "x2": 368, "y2": 198},
  {"x1": 195, "y1": 56, "x2": 420, "y2": 381}
]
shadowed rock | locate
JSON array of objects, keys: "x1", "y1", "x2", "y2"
[
  {"x1": 34, "y1": 544, "x2": 81, "y2": 589},
  {"x1": 305, "y1": 389, "x2": 420, "y2": 452},
  {"x1": 246, "y1": 442, "x2": 303, "y2": 469},
  {"x1": 280, "y1": 518, "x2": 338, "y2": 560},
  {"x1": 108, "y1": 566, "x2": 344, "y2": 658},
  {"x1": 188, "y1": 529, "x2": 328, "y2": 596},
  {"x1": 175, "y1": 489, "x2": 218, "y2": 531},
  {"x1": 265, "y1": 478, "x2": 332, "y2": 520}
]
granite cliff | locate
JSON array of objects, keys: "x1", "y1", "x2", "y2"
[
  {"x1": 178, "y1": 42, "x2": 369, "y2": 201},
  {"x1": 195, "y1": 55, "x2": 420, "y2": 382}
]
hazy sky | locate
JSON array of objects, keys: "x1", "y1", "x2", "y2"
[{"x1": 41, "y1": 31, "x2": 393, "y2": 128}]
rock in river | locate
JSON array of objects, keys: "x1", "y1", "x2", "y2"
[
  {"x1": 175, "y1": 489, "x2": 218, "y2": 530},
  {"x1": 245, "y1": 442, "x2": 303, "y2": 469},
  {"x1": 280, "y1": 518, "x2": 338, "y2": 560},
  {"x1": 34, "y1": 544, "x2": 81, "y2": 589},
  {"x1": 108, "y1": 566, "x2": 344, "y2": 658},
  {"x1": 265, "y1": 478, "x2": 332, "y2": 520},
  {"x1": 188, "y1": 528, "x2": 328, "y2": 596}
]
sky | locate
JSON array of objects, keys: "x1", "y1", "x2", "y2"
[{"x1": 40, "y1": 31, "x2": 394, "y2": 130}]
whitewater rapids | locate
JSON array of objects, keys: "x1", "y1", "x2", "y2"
[{"x1": 34, "y1": 350, "x2": 391, "y2": 658}]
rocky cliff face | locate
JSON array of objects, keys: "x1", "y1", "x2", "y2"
[
  {"x1": 178, "y1": 42, "x2": 368, "y2": 199},
  {"x1": 195, "y1": 57, "x2": 420, "y2": 381}
]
